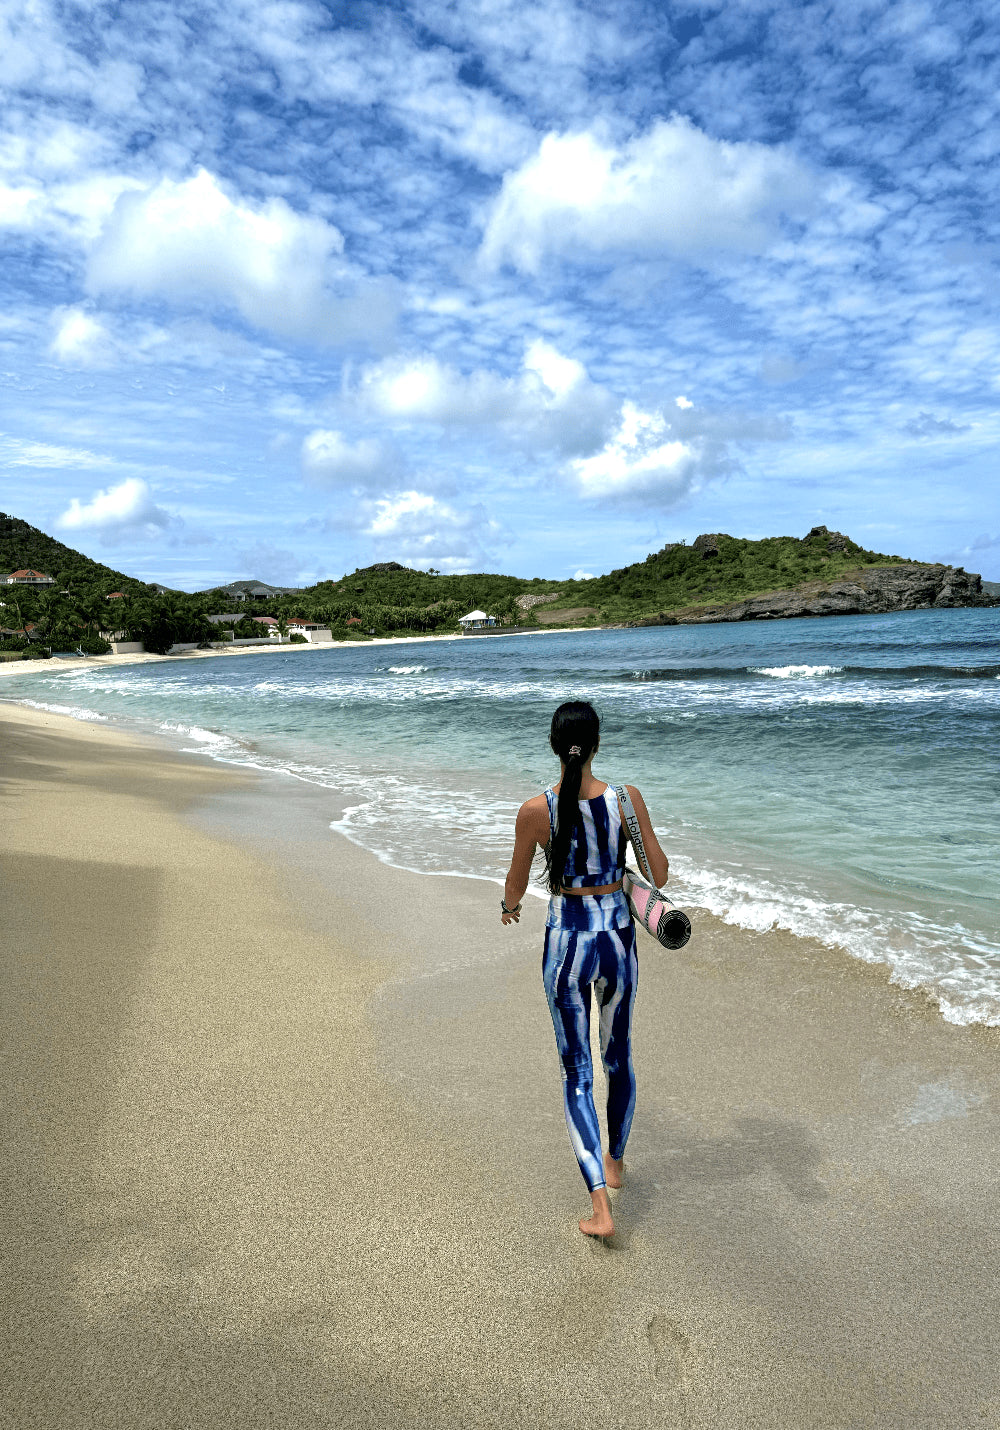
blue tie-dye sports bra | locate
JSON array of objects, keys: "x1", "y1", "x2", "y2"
[{"x1": 544, "y1": 783, "x2": 632, "y2": 932}]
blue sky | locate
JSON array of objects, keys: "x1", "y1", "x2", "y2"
[{"x1": 1, "y1": 0, "x2": 999, "y2": 588}]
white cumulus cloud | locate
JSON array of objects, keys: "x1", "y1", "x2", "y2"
[
  {"x1": 57, "y1": 477, "x2": 175, "y2": 535},
  {"x1": 357, "y1": 339, "x2": 616, "y2": 455},
  {"x1": 48, "y1": 305, "x2": 113, "y2": 365},
  {"x1": 0, "y1": 180, "x2": 41, "y2": 228},
  {"x1": 0, "y1": 114, "x2": 149, "y2": 242},
  {"x1": 86, "y1": 169, "x2": 396, "y2": 345},
  {"x1": 360, "y1": 356, "x2": 484, "y2": 422},
  {"x1": 352, "y1": 343, "x2": 789, "y2": 511},
  {"x1": 480, "y1": 117, "x2": 817, "y2": 272},
  {"x1": 301, "y1": 429, "x2": 398, "y2": 489},
  {"x1": 363, "y1": 490, "x2": 498, "y2": 571},
  {"x1": 571, "y1": 402, "x2": 701, "y2": 503},
  {"x1": 367, "y1": 490, "x2": 443, "y2": 537}
]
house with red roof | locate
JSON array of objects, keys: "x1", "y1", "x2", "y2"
[
  {"x1": 5, "y1": 569, "x2": 54, "y2": 586},
  {"x1": 251, "y1": 616, "x2": 282, "y2": 640}
]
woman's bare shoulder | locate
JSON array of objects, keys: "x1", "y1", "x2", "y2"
[
  {"x1": 518, "y1": 791, "x2": 549, "y2": 817},
  {"x1": 516, "y1": 791, "x2": 550, "y2": 832}
]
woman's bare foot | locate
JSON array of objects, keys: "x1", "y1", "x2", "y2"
[
  {"x1": 604, "y1": 1153, "x2": 625, "y2": 1189},
  {"x1": 579, "y1": 1187, "x2": 614, "y2": 1238}
]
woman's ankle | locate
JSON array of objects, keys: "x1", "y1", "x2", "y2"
[
  {"x1": 580, "y1": 1186, "x2": 615, "y2": 1237},
  {"x1": 604, "y1": 1152, "x2": 624, "y2": 1188}
]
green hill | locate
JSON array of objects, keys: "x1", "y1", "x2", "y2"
[
  {"x1": 545, "y1": 527, "x2": 902, "y2": 623},
  {"x1": 0, "y1": 514, "x2": 199, "y2": 654},
  {"x1": 319, "y1": 529, "x2": 906, "y2": 624},
  {"x1": 0, "y1": 514, "x2": 990, "y2": 657},
  {"x1": 306, "y1": 561, "x2": 543, "y2": 619},
  {"x1": 0, "y1": 512, "x2": 155, "y2": 593},
  {"x1": 283, "y1": 527, "x2": 985, "y2": 627}
]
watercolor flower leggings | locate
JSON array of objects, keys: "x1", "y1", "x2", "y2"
[{"x1": 542, "y1": 921, "x2": 638, "y2": 1191}]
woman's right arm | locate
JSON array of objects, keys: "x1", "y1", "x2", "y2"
[
  {"x1": 501, "y1": 796, "x2": 549, "y2": 923},
  {"x1": 625, "y1": 785, "x2": 670, "y2": 887}
]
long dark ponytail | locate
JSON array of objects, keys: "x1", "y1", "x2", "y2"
[{"x1": 545, "y1": 700, "x2": 601, "y2": 894}]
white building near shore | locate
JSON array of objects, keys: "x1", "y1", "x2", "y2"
[
  {"x1": 286, "y1": 619, "x2": 332, "y2": 642},
  {"x1": 458, "y1": 609, "x2": 496, "y2": 631}
]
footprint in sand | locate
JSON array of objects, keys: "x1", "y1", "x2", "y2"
[{"x1": 647, "y1": 1313, "x2": 692, "y2": 1388}]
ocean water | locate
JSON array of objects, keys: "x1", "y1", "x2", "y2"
[{"x1": 4, "y1": 607, "x2": 998, "y2": 1026}]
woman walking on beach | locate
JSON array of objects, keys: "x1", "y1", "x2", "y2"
[{"x1": 501, "y1": 700, "x2": 669, "y2": 1238}]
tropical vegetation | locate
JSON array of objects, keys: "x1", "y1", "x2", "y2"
[{"x1": 0, "y1": 509, "x2": 926, "y2": 656}]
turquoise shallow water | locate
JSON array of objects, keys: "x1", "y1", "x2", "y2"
[{"x1": 5, "y1": 606, "x2": 999, "y2": 1025}]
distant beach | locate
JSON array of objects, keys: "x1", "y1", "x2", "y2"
[{"x1": 0, "y1": 622, "x2": 602, "y2": 680}]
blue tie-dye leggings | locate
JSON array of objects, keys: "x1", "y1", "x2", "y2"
[{"x1": 542, "y1": 922, "x2": 639, "y2": 1191}]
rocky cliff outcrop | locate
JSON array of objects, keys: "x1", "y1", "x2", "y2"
[
  {"x1": 804, "y1": 524, "x2": 853, "y2": 553},
  {"x1": 516, "y1": 590, "x2": 563, "y2": 612},
  {"x1": 637, "y1": 563, "x2": 994, "y2": 626}
]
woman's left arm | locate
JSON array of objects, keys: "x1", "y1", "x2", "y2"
[
  {"x1": 625, "y1": 785, "x2": 670, "y2": 887},
  {"x1": 502, "y1": 797, "x2": 547, "y2": 924}
]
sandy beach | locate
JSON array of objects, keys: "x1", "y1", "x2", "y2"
[{"x1": 3, "y1": 701, "x2": 1000, "y2": 1428}]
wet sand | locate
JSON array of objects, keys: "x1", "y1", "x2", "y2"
[{"x1": 2, "y1": 702, "x2": 999, "y2": 1428}]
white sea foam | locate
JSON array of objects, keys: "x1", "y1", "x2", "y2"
[
  {"x1": 387, "y1": 664, "x2": 428, "y2": 674},
  {"x1": 155, "y1": 720, "x2": 250, "y2": 758},
  {"x1": 12, "y1": 698, "x2": 109, "y2": 722},
  {"x1": 752, "y1": 664, "x2": 843, "y2": 678},
  {"x1": 667, "y1": 856, "x2": 1000, "y2": 1027}
]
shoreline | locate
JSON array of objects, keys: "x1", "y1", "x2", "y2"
[
  {"x1": 3, "y1": 701, "x2": 1000, "y2": 1426},
  {"x1": 0, "y1": 622, "x2": 604, "y2": 679}
]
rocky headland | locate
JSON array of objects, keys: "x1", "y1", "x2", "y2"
[{"x1": 634, "y1": 528, "x2": 996, "y2": 627}]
